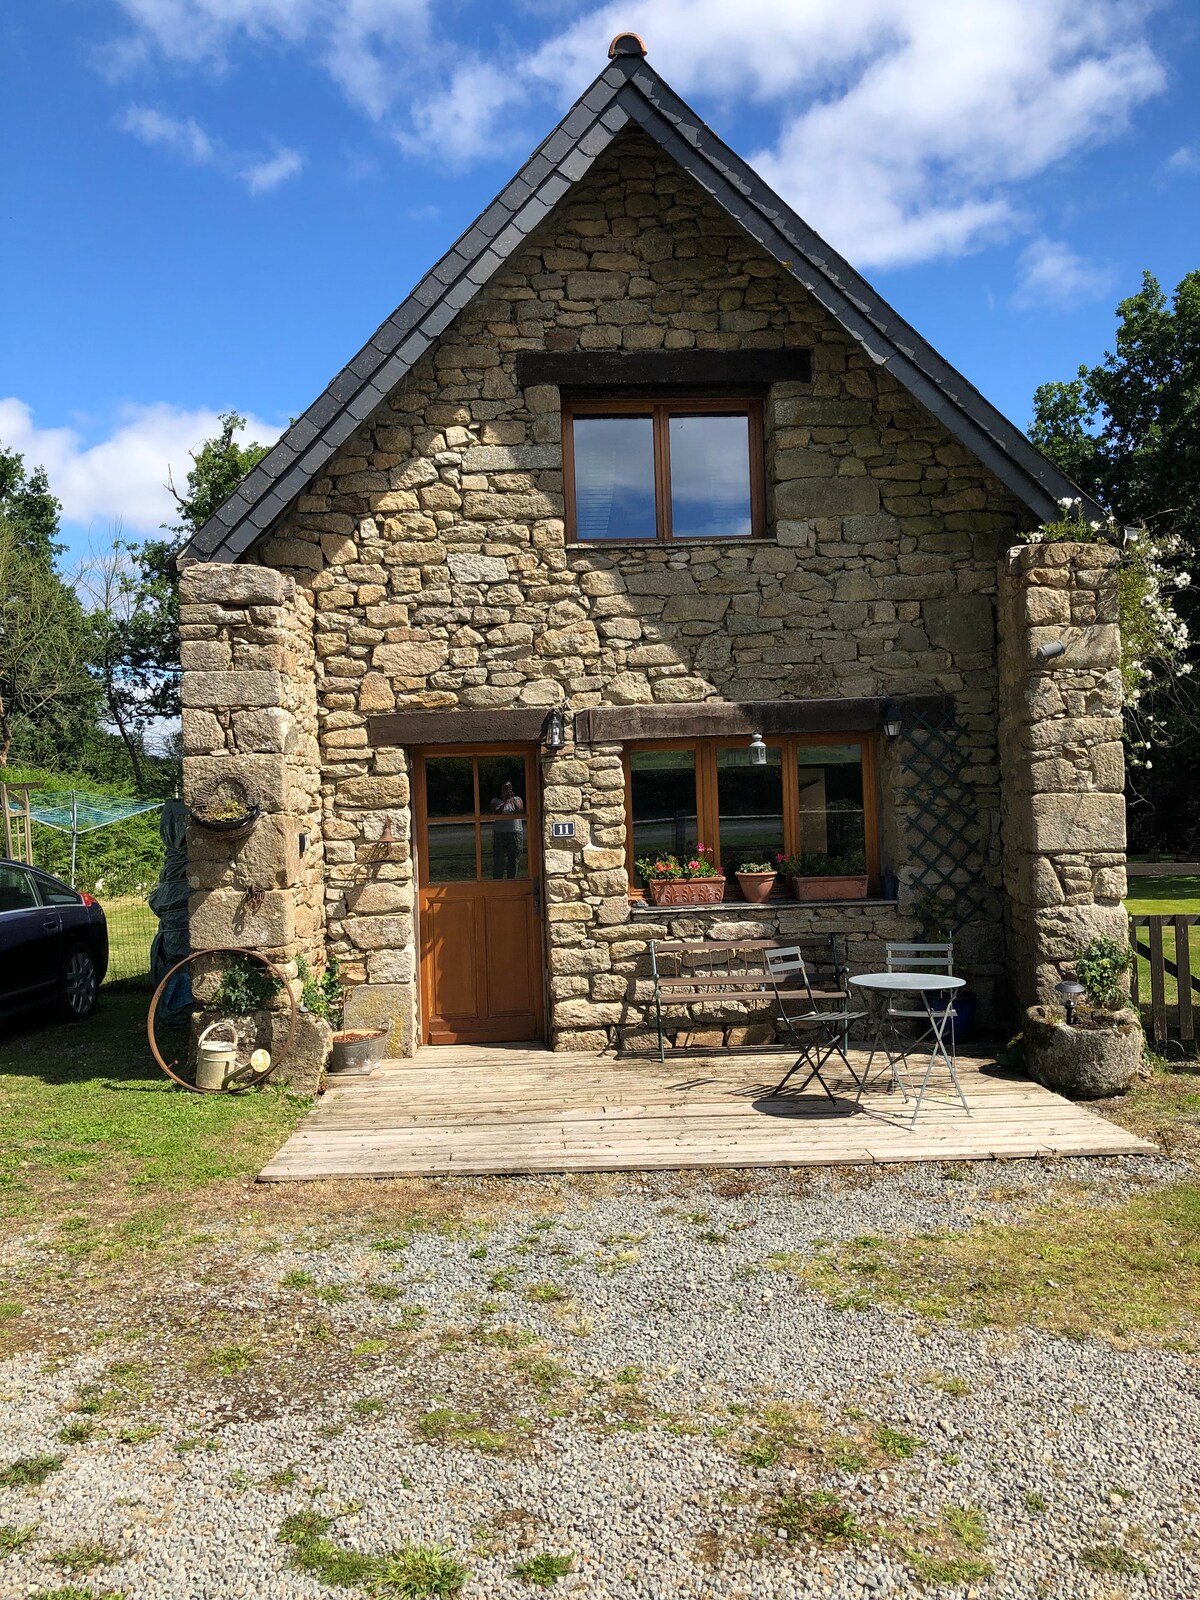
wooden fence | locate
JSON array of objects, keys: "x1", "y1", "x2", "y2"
[{"x1": 1129, "y1": 913, "x2": 1200, "y2": 1049}]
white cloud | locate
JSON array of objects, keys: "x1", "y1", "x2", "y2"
[
  {"x1": 118, "y1": 101, "x2": 304, "y2": 193},
  {"x1": 108, "y1": 0, "x2": 1167, "y2": 268},
  {"x1": 1167, "y1": 144, "x2": 1199, "y2": 173},
  {"x1": 0, "y1": 398, "x2": 279, "y2": 540},
  {"x1": 240, "y1": 144, "x2": 305, "y2": 192},
  {"x1": 121, "y1": 103, "x2": 214, "y2": 163},
  {"x1": 1014, "y1": 237, "x2": 1113, "y2": 308}
]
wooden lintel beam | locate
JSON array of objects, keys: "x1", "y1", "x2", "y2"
[
  {"x1": 574, "y1": 695, "x2": 952, "y2": 744},
  {"x1": 369, "y1": 709, "x2": 550, "y2": 747},
  {"x1": 516, "y1": 350, "x2": 813, "y2": 391}
]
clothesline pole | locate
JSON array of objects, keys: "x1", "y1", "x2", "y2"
[{"x1": 70, "y1": 791, "x2": 79, "y2": 887}]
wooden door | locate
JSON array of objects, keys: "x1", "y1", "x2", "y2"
[{"x1": 415, "y1": 747, "x2": 544, "y2": 1045}]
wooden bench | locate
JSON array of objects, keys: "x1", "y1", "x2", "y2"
[{"x1": 647, "y1": 936, "x2": 846, "y2": 1061}]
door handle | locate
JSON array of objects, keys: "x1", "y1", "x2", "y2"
[
  {"x1": 532, "y1": 880, "x2": 542, "y2": 914},
  {"x1": 43, "y1": 919, "x2": 60, "y2": 931}
]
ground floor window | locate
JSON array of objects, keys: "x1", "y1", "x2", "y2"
[{"x1": 624, "y1": 736, "x2": 879, "y2": 896}]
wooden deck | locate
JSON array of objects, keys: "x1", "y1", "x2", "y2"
[{"x1": 259, "y1": 1044, "x2": 1155, "y2": 1181}]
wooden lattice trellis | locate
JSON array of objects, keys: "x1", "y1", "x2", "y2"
[{"x1": 899, "y1": 711, "x2": 992, "y2": 922}]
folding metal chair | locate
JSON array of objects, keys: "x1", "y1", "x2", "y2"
[
  {"x1": 885, "y1": 941, "x2": 955, "y2": 1055},
  {"x1": 765, "y1": 945, "x2": 867, "y2": 1101}
]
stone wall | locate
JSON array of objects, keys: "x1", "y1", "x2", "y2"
[
  {"x1": 997, "y1": 543, "x2": 1127, "y2": 1008},
  {"x1": 233, "y1": 130, "x2": 1039, "y2": 1051},
  {"x1": 179, "y1": 563, "x2": 327, "y2": 1080}
]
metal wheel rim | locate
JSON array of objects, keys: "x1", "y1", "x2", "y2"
[{"x1": 66, "y1": 951, "x2": 97, "y2": 1014}]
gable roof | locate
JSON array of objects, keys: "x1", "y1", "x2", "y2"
[{"x1": 185, "y1": 34, "x2": 1098, "y2": 563}]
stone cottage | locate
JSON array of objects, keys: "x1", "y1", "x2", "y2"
[{"x1": 178, "y1": 34, "x2": 1127, "y2": 1061}]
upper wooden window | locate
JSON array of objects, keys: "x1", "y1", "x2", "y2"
[{"x1": 562, "y1": 397, "x2": 766, "y2": 543}]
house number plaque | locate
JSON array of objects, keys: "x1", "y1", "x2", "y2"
[{"x1": 550, "y1": 821, "x2": 576, "y2": 839}]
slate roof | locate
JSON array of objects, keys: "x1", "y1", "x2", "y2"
[{"x1": 185, "y1": 35, "x2": 1099, "y2": 563}]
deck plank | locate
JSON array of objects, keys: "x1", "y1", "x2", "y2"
[{"x1": 258, "y1": 1044, "x2": 1155, "y2": 1181}]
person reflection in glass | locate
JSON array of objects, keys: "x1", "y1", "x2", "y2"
[{"x1": 489, "y1": 780, "x2": 525, "y2": 878}]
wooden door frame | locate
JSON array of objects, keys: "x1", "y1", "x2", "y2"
[{"x1": 412, "y1": 744, "x2": 545, "y2": 1045}]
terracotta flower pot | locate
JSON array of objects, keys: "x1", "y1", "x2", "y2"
[
  {"x1": 646, "y1": 878, "x2": 727, "y2": 907},
  {"x1": 736, "y1": 871, "x2": 777, "y2": 904},
  {"x1": 790, "y1": 874, "x2": 869, "y2": 902},
  {"x1": 1023, "y1": 1005, "x2": 1142, "y2": 1098}
]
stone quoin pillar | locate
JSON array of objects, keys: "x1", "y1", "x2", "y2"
[
  {"x1": 179, "y1": 563, "x2": 327, "y2": 1085},
  {"x1": 997, "y1": 542, "x2": 1127, "y2": 1010}
]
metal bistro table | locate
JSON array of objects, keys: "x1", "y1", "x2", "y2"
[{"x1": 849, "y1": 972, "x2": 970, "y2": 1126}]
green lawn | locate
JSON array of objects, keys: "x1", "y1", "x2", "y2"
[
  {"x1": 0, "y1": 989, "x2": 308, "y2": 1223},
  {"x1": 102, "y1": 893, "x2": 158, "y2": 985},
  {"x1": 1125, "y1": 875, "x2": 1200, "y2": 1026}
]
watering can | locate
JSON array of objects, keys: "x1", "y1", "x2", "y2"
[{"x1": 196, "y1": 1020, "x2": 239, "y2": 1091}]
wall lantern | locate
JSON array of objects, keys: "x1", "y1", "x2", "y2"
[
  {"x1": 1056, "y1": 978, "x2": 1085, "y2": 1024},
  {"x1": 544, "y1": 706, "x2": 568, "y2": 753},
  {"x1": 1036, "y1": 639, "x2": 1066, "y2": 663},
  {"x1": 881, "y1": 699, "x2": 902, "y2": 739},
  {"x1": 748, "y1": 731, "x2": 767, "y2": 766}
]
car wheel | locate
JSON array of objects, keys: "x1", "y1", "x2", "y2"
[{"x1": 60, "y1": 948, "x2": 99, "y2": 1020}]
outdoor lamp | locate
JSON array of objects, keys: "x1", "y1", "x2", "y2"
[
  {"x1": 1036, "y1": 639, "x2": 1066, "y2": 663},
  {"x1": 544, "y1": 706, "x2": 567, "y2": 752},
  {"x1": 748, "y1": 731, "x2": 767, "y2": 766},
  {"x1": 881, "y1": 699, "x2": 901, "y2": 739},
  {"x1": 1056, "y1": 978, "x2": 1085, "y2": 1024}
]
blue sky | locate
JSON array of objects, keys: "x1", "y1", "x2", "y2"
[{"x1": 2, "y1": 0, "x2": 1198, "y2": 568}]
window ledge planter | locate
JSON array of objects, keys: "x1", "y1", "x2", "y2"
[
  {"x1": 791, "y1": 874, "x2": 869, "y2": 902},
  {"x1": 735, "y1": 871, "x2": 777, "y2": 904},
  {"x1": 646, "y1": 879, "x2": 727, "y2": 907},
  {"x1": 1023, "y1": 1005, "x2": 1142, "y2": 1098}
]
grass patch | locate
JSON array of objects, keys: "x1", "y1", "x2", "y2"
[
  {"x1": 873, "y1": 1425, "x2": 922, "y2": 1460},
  {"x1": 57, "y1": 1421, "x2": 95, "y2": 1445},
  {"x1": 511, "y1": 1552, "x2": 575, "y2": 1587},
  {"x1": 26, "y1": 1589, "x2": 125, "y2": 1600},
  {"x1": 903, "y1": 1550, "x2": 994, "y2": 1586},
  {"x1": 0, "y1": 1454, "x2": 64, "y2": 1488},
  {"x1": 763, "y1": 1490, "x2": 863, "y2": 1546},
  {"x1": 278, "y1": 1511, "x2": 466, "y2": 1597},
  {"x1": 797, "y1": 1180, "x2": 1200, "y2": 1347},
  {"x1": 0, "y1": 1522, "x2": 37, "y2": 1553},
  {"x1": 415, "y1": 1408, "x2": 525, "y2": 1454},
  {"x1": 0, "y1": 992, "x2": 307, "y2": 1224},
  {"x1": 52, "y1": 1542, "x2": 118, "y2": 1572},
  {"x1": 1079, "y1": 1543, "x2": 1152, "y2": 1577}
]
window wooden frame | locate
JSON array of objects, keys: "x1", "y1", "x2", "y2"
[
  {"x1": 623, "y1": 734, "x2": 880, "y2": 900},
  {"x1": 562, "y1": 396, "x2": 766, "y2": 543}
]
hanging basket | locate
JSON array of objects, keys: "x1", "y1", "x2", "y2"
[{"x1": 188, "y1": 802, "x2": 262, "y2": 837}]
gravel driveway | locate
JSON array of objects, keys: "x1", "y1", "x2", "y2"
[{"x1": 1, "y1": 1155, "x2": 1197, "y2": 1599}]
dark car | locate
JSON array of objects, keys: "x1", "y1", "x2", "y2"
[{"x1": 0, "y1": 859, "x2": 108, "y2": 1021}]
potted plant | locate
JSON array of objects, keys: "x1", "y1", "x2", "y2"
[
  {"x1": 734, "y1": 859, "x2": 777, "y2": 903},
  {"x1": 634, "y1": 847, "x2": 726, "y2": 906},
  {"x1": 779, "y1": 850, "x2": 868, "y2": 902},
  {"x1": 1023, "y1": 936, "x2": 1142, "y2": 1098},
  {"x1": 299, "y1": 955, "x2": 387, "y2": 1075}
]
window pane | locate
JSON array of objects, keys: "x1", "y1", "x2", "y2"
[
  {"x1": 0, "y1": 863, "x2": 39, "y2": 911},
  {"x1": 426, "y1": 821, "x2": 478, "y2": 882},
  {"x1": 716, "y1": 747, "x2": 784, "y2": 871},
  {"x1": 481, "y1": 818, "x2": 529, "y2": 880},
  {"x1": 39, "y1": 881, "x2": 81, "y2": 906},
  {"x1": 629, "y1": 750, "x2": 698, "y2": 886},
  {"x1": 797, "y1": 743, "x2": 866, "y2": 864},
  {"x1": 669, "y1": 413, "x2": 753, "y2": 539},
  {"x1": 478, "y1": 755, "x2": 526, "y2": 815},
  {"x1": 573, "y1": 415, "x2": 656, "y2": 541},
  {"x1": 425, "y1": 757, "x2": 474, "y2": 817}
]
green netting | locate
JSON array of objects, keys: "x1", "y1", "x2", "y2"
[{"x1": 5, "y1": 789, "x2": 163, "y2": 835}]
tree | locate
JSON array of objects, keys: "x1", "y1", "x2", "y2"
[
  {"x1": 0, "y1": 445, "x2": 64, "y2": 564},
  {"x1": 86, "y1": 412, "x2": 271, "y2": 781},
  {"x1": 0, "y1": 512, "x2": 97, "y2": 767},
  {"x1": 1030, "y1": 270, "x2": 1200, "y2": 851}
]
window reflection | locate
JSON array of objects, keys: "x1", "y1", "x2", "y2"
[
  {"x1": 426, "y1": 821, "x2": 478, "y2": 882},
  {"x1": 425, "y1": 757, "x2": 474, "y2": 817},
  {"x1": 629, "y1": 750, "x2": 698, "y2": 885},
  {"x1": 716, "y1": 747, "x2": 784, "y2": 871},
  {"x1": 669, "y1": 414, "x2": 753, "y2": 539},
  {"x1": 573, "y1": 416, "x2": 656, "y2": 541},
  {"x1": 797, "y1": 744, "x2": 866, "y2": 860}
]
